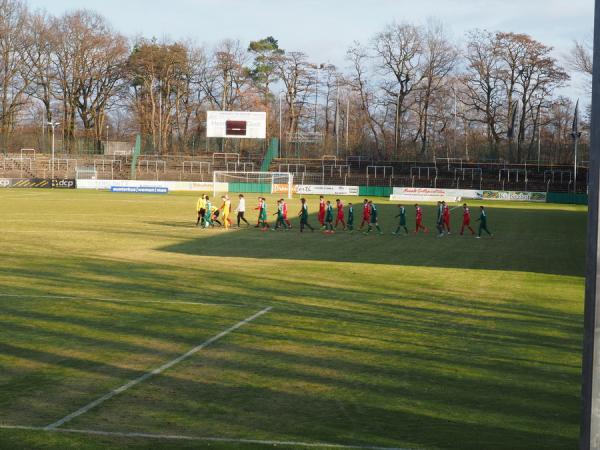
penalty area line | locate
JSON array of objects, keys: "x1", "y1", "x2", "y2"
[
  {"x1": 0, "y1": 425, "x2": 409, "y2": 450},
  {"x1": 44, "y1": 307, "x2": 273, "y2": 430}
]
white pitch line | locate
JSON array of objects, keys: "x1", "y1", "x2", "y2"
[
  {"x1": 0, "y1": 293, "x2": 248, "y2": 308},
  {"x1": 0, "y1": 425, "x2": 409, "y2": 450},
  {"x1": 44, "y1": 307, "x2": 272, "y2": 430}
]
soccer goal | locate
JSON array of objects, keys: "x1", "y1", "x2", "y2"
[{"x1": 213, "y1": 171, "x2": 294, "y2": 199}]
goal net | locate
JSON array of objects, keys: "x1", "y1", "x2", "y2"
[
  {"x1": 213, "y1": 171, "x2": 294, "y2": 199},
  {"x1": 76, "y1": 167, "x2": 98, "y2": 180}
]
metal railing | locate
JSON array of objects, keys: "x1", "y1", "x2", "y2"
[{"x1": 182, "y1": 161, "x2": 211, "y2": 173}]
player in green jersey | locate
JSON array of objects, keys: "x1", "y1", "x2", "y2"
[
  {"x1": 364, "y1": 200, "x2": 383, "y2": 235},
  {"x1": 272, "y1": 200, "x2": 287, "y2": 231},
  {"x1": 347, "y1": 203, "x2": 354, "y2": 232},
  {"x1": 298, "y1": 198, "x2": 315, "y2": 232},
  {"x1": 476, "y1": 206, "x2": 493, "y2": 238},
  {"x1": 435, "y1": 201, "x2": 444, "y2": 237},
  {"x1": 393, "y1": 204, "x2": 409, "y2": 235},
  {"x1": 204, "y1": 195, "x2": 213, "y2": 228},
  {"x1": 324, "y1": 200, "x2": 335, "y2": 234},
  {"x1": 258, "y1": 197, "x2": 269, "y2": 230}
]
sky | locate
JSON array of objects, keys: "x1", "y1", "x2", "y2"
[{"x1": 26, "y1": 0, "x2": 593, "y2": 98}]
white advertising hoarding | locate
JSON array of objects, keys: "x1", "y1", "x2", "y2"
[
  {"x1": 390, "y1": 187, "x2": 483, "y2": 202},
  {"x1": 77, "y1": 179, "x2": 228, "y2": 192},
  {"x1": 481, "y1": 190, "x2": 547, "y2": 202},
  {"x1": 296, "y1": 185, "x2": 359, "y2": 196},
  {"x1": 206, "y1": 111, "x2": 267, "y2": 139}
]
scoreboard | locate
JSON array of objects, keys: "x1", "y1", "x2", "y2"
[{"x1": 206, "y1": 111, "x2": 267, "y2": 139}]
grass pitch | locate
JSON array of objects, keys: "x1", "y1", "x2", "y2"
[{"x1": 0, "y1": 190, "x2": 586, "y2": 450}]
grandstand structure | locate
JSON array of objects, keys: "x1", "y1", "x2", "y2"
[
  {"x1": 0, "y1": 151, "x2": 264, "y2": 184},
  {"x1": 0, "y1": 149, "x2": 587, "y2": 194},
  {"x1": 267, "y1": 156, "x2": 587, "y2": 193}
]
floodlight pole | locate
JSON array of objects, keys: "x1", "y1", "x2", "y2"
[
  {"x1": 346, "y1": 98, "x2": 350, "y2": 152},
  {"x1": 581, "y1": 0, "x2": 600, "y2": 448},
  {"x1": 314, "y1": 66, "x2": 319, "y2": 132},
  {"x1": 279, "y1": 92, "x2": 284, "y2": 157},
  {"x1": 335, "y1": 83, "x2": 340, "y2": 157},
  {"x1": 313, "y1": 63, "x2": 324, "y2": 133},
  {"x1": 575, "y1": 134, "x2": 580, "y2": 194},
  {"x1": 47, "y1": 122, "x2": 60, "y2": 180}
]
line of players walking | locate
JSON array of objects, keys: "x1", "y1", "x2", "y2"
[{"x1": 195, "y1": 194, "x2": 493, "y2": 238}]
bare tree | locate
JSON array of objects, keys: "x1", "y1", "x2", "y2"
[
  {"x1": 276, "y1": 52, "x2": 313, "y2": 138},
  {"x1": 498, "y1": 33, "x2": 568, "y2": 161},
  {"x1": 570, "y1": 40, "x2": 593, "y2": 76},
  {"x1": 461, "y1": 30, "x2": 504, "y2": 156},
  {"x1": 568, "y1": 38, "x2": 593, "y2": 98},
  {"x1": 415, "y1": 20, "x2": 458, "y2": 157},
  {"x1": 373, "y1": 23, "x2": 425, "y2": 157},
  {"x1": 128, "y1": 39, "x2": 189, "y2": 153},
  {"x1": 25, "y1": 11, "x2": 55, "y2": 125},
  {"x1": 346, "y1": 42, "x2": 384, "y2": 154},
  {"x1": 0, "y1": 0, "x2": 33, "y2": 149}
]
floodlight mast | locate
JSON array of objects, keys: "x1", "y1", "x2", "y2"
[
  {"x1": 581, "y1": 1, "x2": 600, "y2": 449},
  {"x1": 47, "y1": 122, "x2": 60, "y2": 180}
]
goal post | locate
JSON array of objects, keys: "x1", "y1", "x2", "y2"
[{"x1": 212, "y1": 171, "x2": 294, "y2": 199}]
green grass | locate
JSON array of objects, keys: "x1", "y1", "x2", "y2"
[{"x1": 0, "y1": 189, "x2": 587, "y2": 449}]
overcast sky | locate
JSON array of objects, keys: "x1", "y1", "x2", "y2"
[{"x1": 26, "y1": 0, "x2": 593, "y2": 97}]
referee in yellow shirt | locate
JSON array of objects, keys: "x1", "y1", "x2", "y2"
[{"x1": 196, "y1": 195, "x2": 206, "y2": 227}]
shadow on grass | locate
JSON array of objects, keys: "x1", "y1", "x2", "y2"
[
  {"x1": 156, "y1": 204, "x2": 586, "y2": 277},
  {"x1": 0, "y1": 245, "x2": 583, "y2": 449}
]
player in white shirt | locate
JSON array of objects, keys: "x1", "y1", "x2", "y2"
[{"x1": 235, "y1": 194, "x2": 250, "y2": 227}]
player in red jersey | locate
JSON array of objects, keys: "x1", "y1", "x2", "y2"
[
  {"x1": 415, "y1": 204, "x2": 429, "y2": 233},
  {"x1": 254, "y1": 197, "x2": 263, "y2": 227},
  {"x1": 442, "y1": 201, "x2": 451, "y2": 234},
  {"x1": 281, "y1": 198, "x2": 292, "y2": 228},
  {"x1": 335, "y1": 199, "x2": 346, "y2": 230},
  {"x1": 460, "y1": 203, "x2": 476, "y2": 236},
  {"x1": 359, "y1": 199, "x2": 370, "y2": 230},
  {"x1": 318, "y1": 196, "x2": 326, "y2": 228}
]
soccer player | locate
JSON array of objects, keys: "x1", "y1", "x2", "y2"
[
  {"x1": 196, "y1": 195, "x2": 206, "y2": 227},
  {"x1": 258, "y1": 197, "x2": 269, "y2": 230},
  {"x1": 364, "y1": 200, "x2": 382, "y2": 235},
  {"x1": 204, "y1": 195, "x2": 213, "y2": 228},
  {"x1": 460, "y1": 203, "x2": 476, "y2": 236},
  {"x1": 476, "y1": 206, "x2": 493, "y2": 238},
  {"x1": 335, "y1": 199, "x2": 346, "y2": 230},
  {"x1": 219, "y1": 196, "x2": 231, "y2": 230},
  {"x1": 360, "y1": 199, "x2": 370, "y2": 230},
  {"x1": 318, "y1": 196, "x2": 326, "y2": 229},
  {"x1": 435, "y1": 201, "x2": 444, "y2": 237},
  {"x1": 298, "y1": 198, "x2": 314, "y2": 232},
  {"x1": 281, "y1": 199, "x2": 292, "y2": 229},
  {"x1": 254, "y1": 197, "x2": 263, "y2": 228},
  {"x1": 347, "y1": 202, "x2": 354, "y2": 232},
  {"x1": 211, "y1": 207, "x2": 222, "y2": 227},
  {"x1": 393, "y1": 204, "x2": 409, "y2": 235},
  {"x1": 324, "y1": 200, "x2": 335, "y2": 233},
  {"x1": 415, "y1": 204, "x2": 428, "y2": 234},
  {"x1": 442, "y1": 201, "x2": 451, "y2": 234},
  {"x1": 272, "y1": 200, "x2": 287, "y2": 230},
  {"x1": 236, "y1": 194, "x2": 250, "y2": 227}
]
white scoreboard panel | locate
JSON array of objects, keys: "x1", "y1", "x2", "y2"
[{"x1": 206, "y1": 111, "x2": 267, "y2": 139}]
